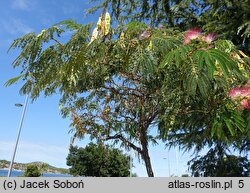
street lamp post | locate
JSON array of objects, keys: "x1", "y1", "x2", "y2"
[{"x1": 7, "y1": 94, "x2": 29, "y2": 177}]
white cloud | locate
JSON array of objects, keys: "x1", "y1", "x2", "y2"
[
  {"x1": 0, "y1": 140, "x2": 69, "y2": 168},
  {"x1": 1, "y1": 19, "x2": 34, "y2": 35},
  {"x1": 11, "y1": 0, "x2": 30, "y2": 10}
]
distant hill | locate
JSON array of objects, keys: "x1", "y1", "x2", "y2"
[{"x1": 0, "y1": 160, "x2": 69, "y2": 174}]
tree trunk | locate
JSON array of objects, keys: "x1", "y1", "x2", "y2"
[
  {"x1": 140, "y1": 126, "x2": 154, "y2": 177},
  {"x1": 142, "y1": 145, "x2": 154, "y2": 177}
]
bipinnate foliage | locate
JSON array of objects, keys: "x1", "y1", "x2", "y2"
[
  {"x1": 89, "y1": 0, "x2": 250, "y2": 54},
  {"x1": 6, "y1": 14, "x2": 250, "y2": 176}
]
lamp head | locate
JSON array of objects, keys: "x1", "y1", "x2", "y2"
[{"x1": 15, "y1": 103, "x2": 23, "y2": 107}]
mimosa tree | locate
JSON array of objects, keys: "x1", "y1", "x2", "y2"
[{"x1": 6, "y1": 7, "x2": 250, "y2": 176}]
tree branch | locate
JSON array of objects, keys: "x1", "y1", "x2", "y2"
[
  {"x1": 52, "y1": 37, "x2": 63, "y2": 46},
  {"x1": 105, "y1": 134, "x2": 142, "y2": 154}
]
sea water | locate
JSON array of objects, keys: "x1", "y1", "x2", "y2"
[{"x1": 0, "y1": 169, "x2": 71, "y2": 177}]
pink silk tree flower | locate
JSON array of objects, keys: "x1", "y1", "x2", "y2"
[
  {"x1": 229, "y1": 85, "x2": 250, "y2": 109},
  {"x1": 229, "y1": 86, "x2": 250, "y2": 98},
  {"x1": 228, "y1": 87, "x2": 243, "y2": 98},
  {"x1": 239, "y1": 86, "x2": 250, "y2": 97},
  {"x1": 203, "y1": 33, "x2": 216, "y2": 44},
  {"x1": 240, "y1": 99, "x2": 250, "y2": 109},
  {"x1": 184, "y1": 28, "x2": 202, "y2": 44}
]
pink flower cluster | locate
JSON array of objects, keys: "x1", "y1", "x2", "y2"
[
  {"x1": 228, "y1": 85, "x2": 250, "y2": 109},
  {"x1": 184, "y1": 28, "x2": 215, "y2": 45}
]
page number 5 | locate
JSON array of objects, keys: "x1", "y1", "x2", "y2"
[{"x1": 238, "y1": 180, "x2": 244, "y2": 188}]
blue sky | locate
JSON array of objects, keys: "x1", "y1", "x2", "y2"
[{"x1": 0, "y1": 0, "x2": 195, "y2": 177}]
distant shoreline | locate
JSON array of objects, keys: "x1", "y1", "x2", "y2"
[
  {"x1": 0, "y1": 168, "x2": 9, "y2": 170},
  {"x1": 0, "y1": 169, "x2": 71, "y2": 177},
  {"x1": 0, "y1": 160, "x2": 69, "y2": 174},
  {"x1": 0, "y1": 168, "x2": 68, "y2": 175},
  {"x1": 0, "y1": 168, "x2": 22, "y2": 171}
]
